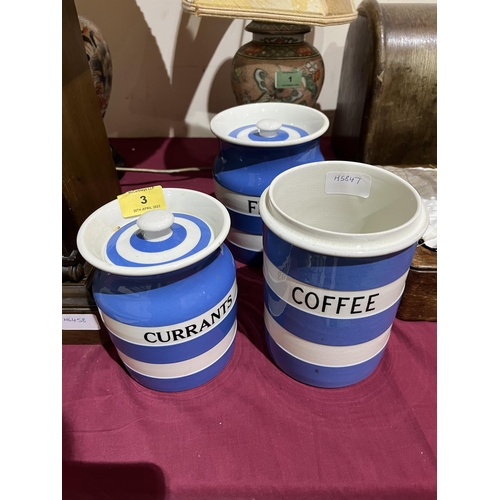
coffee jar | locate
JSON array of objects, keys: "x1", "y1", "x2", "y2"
[{"x1": 260, "y1": 161, "x2": 429, "y2": 388}]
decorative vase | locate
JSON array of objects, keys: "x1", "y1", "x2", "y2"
[
  {"x1": 231, "y1": 21, "x2": 325, "y2": 107},
  {"x1": 78, "y1": 15, "x2": 113, "y2": 117},
  {"x1": 79, "y1": 16, "x2": 125, "y2": 176}
]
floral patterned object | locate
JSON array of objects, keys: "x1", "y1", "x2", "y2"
[
  {"x1": 78, "y1": 16, "x2": 113, "y2": 117},
  {"x1": 231, "y1": 21, "x2": 324, "y2": 107}
]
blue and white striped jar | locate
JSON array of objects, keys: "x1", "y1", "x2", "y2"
[
  {"x1": 259, "y1": 161, "x2": 429, "y2": 388},
  {"x1": 211, "y1": 103, "x2": 329, "y2": 266},
  {"x1": 77, "y1": 189, "x2": 237, "y2": 392}
]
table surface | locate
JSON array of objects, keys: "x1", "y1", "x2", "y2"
[{"x1": 62, "y1": 138, "x2": 437, "y2": 500}]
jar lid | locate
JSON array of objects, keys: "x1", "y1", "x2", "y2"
[
  {"x1": 210, "y1": 102, "x2": 329, "y2": 148},
  {"x1": 77, "y1": 188, "x2": 231, "y2": 276}
]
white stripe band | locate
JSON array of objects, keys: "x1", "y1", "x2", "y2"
[
  {"x1": 265, "y1": 310, "x2": 390, "y2": 367},
  {"x1": 117, "y1": 320, "x2": 237, "y2": 378},
  {"x1": 214, "y1": 181, "x2": 261, "y2": 216},
  {"x1": 100, "y1": 280, "x2": 237, "y2": 345},
  {"x1": 264, "y1": 254, "x2": 408, "y2": 319},
  {"x1": 227, "y1": 229, "x2": 263, "y2": 252}
]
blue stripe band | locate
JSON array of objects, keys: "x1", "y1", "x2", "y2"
[
  {"x1": 227, "y1": 207, "x2": 263, "y2": 235},
  {"x1": 225, "y1": 241, "x2": 263, "y2": 267},
  {"x1": 263, "y1": 227, "x2": 416, "y2": 291},
  {"x1": 228, "y1": 124, "x2": 309, "y2": 142},
  {"x1": 264, "y1": 281, "x2": 400, "y2": 346},
  {"x1": 229, "y1": 125, "x2": 290, "y2": 142},
  {"x1": 129, "y1": 224, "x2": 187, "y2": 252},
  {"x1": 213, "y1": 140, "x2": 324, "y2": 196},
  {"x1": 107, "y1": 308, "x2": 237, "y2": 364},
  {"x1": 124, "y1": 338, "x2": 236, "y2": 392},
  {"x1": 93, "y1": 244, "x2": 235, "y2": 326},
  {"x1": 266, "y1": 331, "x2": 385, "y2": 388}
]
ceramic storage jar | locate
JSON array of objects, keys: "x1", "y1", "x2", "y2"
[
  {"x1": 210, "y1": 102, "x2": 329, "y2": 266},
  {"x1": 259, "y1": 161, "x2": 429, "y2": 388},
  {"x1": 77, "y1": 188, "x2": 237, "y2": 392}
]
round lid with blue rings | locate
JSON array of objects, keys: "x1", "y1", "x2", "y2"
[
  {"x1": 210, "y1": 102, "x2": 329, "y2": 148},
  {"x1": 76, "y1": 188, "x2": 231, "y2": 277}
]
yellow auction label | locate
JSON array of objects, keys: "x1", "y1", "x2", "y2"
[{"x1": 117, "y1": 186, "x2": 166, "y2": 218}]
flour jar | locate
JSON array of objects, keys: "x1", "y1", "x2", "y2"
[
  {"x1": 259, "y1": 161, "x2": 429, "y2": 388},
  {"x1": 210, "y1": 102, "x2": 329, "y2": 266},
  {"x1": 77, "y1": 188, "x2": 237, "y2": 392}
]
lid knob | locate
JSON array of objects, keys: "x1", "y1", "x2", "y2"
[
  {"x1": 256, "y1": 119, "x2": 282, "y2": 138},
  {"x1": 137, "y1": 209, "x2": 174, "y2": 240}
]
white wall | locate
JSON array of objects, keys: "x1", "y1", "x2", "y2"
[{"x1": 74, "y1": 0, "x2": 436, "y2": 138}]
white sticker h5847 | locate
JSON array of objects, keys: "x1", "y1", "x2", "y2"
[{"x1": 325, "y1": 172, "x2": 372, "y2": 198}]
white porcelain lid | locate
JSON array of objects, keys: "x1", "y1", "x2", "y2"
[
  {"x1": 210, "y1": 102, "x2": 329, "y2": 147},
  {"x1": 77, "y1": 188, "x2": 231, "y2": 276}
]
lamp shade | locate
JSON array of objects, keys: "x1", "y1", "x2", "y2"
[{"x1": 182, "y1": 0, "x2": 358, "y2": 26}]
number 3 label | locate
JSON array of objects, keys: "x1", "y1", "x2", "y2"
[{"x1": 117, "y1": 186, "x2": 166, "y2": 218}]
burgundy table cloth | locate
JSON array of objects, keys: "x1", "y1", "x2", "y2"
[{"x1": 62, "y1": 138, "x2": 437, "y2": 499}]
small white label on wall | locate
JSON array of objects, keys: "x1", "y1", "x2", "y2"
[
  {"x1": 62, "y1": 314, "x2": 101, "y2": 330},
  {"x1": 325, "y1": 172, "x2": 372, "y2": 198}
]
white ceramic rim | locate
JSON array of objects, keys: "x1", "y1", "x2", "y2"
[
  {"x1": 259, "y1": 161, "x2": 430, "y2": 258},
  {"x1": 76, "y1": 188, "x2": 231, "y2": 276},
  {"x1": 210, "y1": 102, "x2": 329, "y2": 148}
]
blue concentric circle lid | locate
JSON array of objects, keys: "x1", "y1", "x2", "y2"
[
  {"x1": 229, "y1": 119, "x2": 309, "y2": 143},
  {"x1": 106, "y1": 212, "x2": 213, "y2": 268},
  {"x1": 76, "y1": 188, "x2": 231, "y2": 277},
  {"x1": 210, "y1": 102, "x2": 329, "y2": 148}
]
